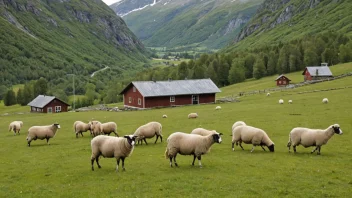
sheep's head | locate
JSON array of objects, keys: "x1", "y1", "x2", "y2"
[
  {"x1": 268, "y1": 144, "x2": 275, "y2": 152},
  {"x1": 212, "y1": 133, "x2": 223, "y2": 144},
  {"x1": 53, "y1": 123, "x2": 60, "y2": 129},
  {"x1": 124, "y1": 135, "x2": 138, "y2": 146},
  {"x1": 332, "y1": 124, "x2": 343, "y2": 135}
]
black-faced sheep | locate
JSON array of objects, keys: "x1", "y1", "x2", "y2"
[
  {"x1": 9, "y1": 121, "x2": 23, "y2": 135},
  {"x1": 287, "y1": 124, "x2": 343, "y2": 155},
  {"x1": 133, "y1": 122, "x2": 162, "y2": 145},
  {"x1": 232, "y1": 125, "x2": 274, "y2": 152},
  {"x1": 26, "y1": 123, "x2": 60, "y2": 147}
]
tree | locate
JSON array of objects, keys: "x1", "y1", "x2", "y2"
[
  {"x1": 17, "y1": 88, "x2": 26, "y2": 106},
  {"x1": 253, "y1": 58, "x2": 266, "y2": 79},
  {"x1": 177, "y1": 61, "x2": 188, "y2": 80},
  {"x1": 34, "y1": 77, "x2": 48, "y2": 96},
  {"x1": 267, "y1": 51, "x2": 278, "y2": 75},
  {"x1": 218, "y1": 60, "x2": 230, "y2": 86},
  {"x1": 278, "y1": 46, "x2": 289, "y2": 74},
  {"x1": 339, "y1": 43, "x2": 352, "y2": 63},
  {"x1": 228, "y1": 59, "x2": 245, "y2": 84},
  {"x1": 322, "y1": 48, "x2": 338, "y2": 66},
  {"x1": 206, "y1": 61, "x2": 219, "y2": 85},
  {"x1": 53, "y1": 89, "x2": 68, "y2": 103},
  {"x1": 85, "y1": 83, "x2": 96, "y2": 106},
  {"x1": 244, "y1": 54, "x2": 256, "y2": 78},
  {"x1": 23, "y1": 82, "x2": 34, "y2": 105},
  {"x1": 4, "y1": 89, "x2": 16, "y2": 106},
  {"x1": 304, "y1": 48, "x2": 319, "y2": 66},
  {"x1": 0, "y1": 85, "x2": 7, "y2": 100}
]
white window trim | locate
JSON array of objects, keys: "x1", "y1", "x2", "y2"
[
  {"x1": 47, "y1": 107, "x2": 52, "y2": 113},
  {"x1": 55, "y1": 106, "x2": 61, "y2": 113},
  {"x1": 138, "y1": 98, "x2": 141, "y2": 105},
  {"x1": 129, "y1": 97, "x2": 132, "y2": 103},
  {"x1": 170, "y1": 96, "x2": 175, "y2": 102},
  {"x1": 133, "y1": 87, "x2": 136, "y2": 92}
]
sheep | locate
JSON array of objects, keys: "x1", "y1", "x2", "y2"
[
  {"x1": 73, "y1": 121, "x2": 91, "y2": 138},
  {"x1": 279, "y1": 99, "x2": 284, "y2": 104},
  {"x1": 101, "y1": 122, "x2": 118, "y2": 137},
  {"x1": 322, "y1": 98, "x2": 329, "y2": 104},
  {"x1": 9, "y1": 121, "x2": 23, "y2": 135},
  {"x1": 188, "y1": 113, "x2": 198, "y2": 119},
  {"x1": 133, "y1": 122, "x2": 162, "y2": 145},
  {"x1": 165, "y1": 132, "x2": 222, "y2": 168},
  {"x1": 89, "y1": 121, "x2": 103, "y2": 137},
  {"x1": 287, "y1": 124, "x2": 343, "y2": 155},
  {"x1": 215, "y1": 106, "x2": 221, "y2": 110},
  {"x1": 26, "y1": 123, "x2": 60, "y2": 147},
  {"x1": 231, "y1": 121, "x2": 246, "y2": 132},
  {"x1": 288, "y1": 100, "x2": 293, "y2": 104},
  {"x1": 191, "y1": 128, "x2": 217, "y2": 136},
  {"x1": 162, "y1": 114, "x2": 167, "y2": 118},
  {"x1": 267, "y1": 93, "x2": 270, "y2": 96},
  {"x1": 232, "y1": 125, "x2": 274, "y2": 152},
  {"x1": 90, "y1": 135, "x2": 137, "y2": 172}
]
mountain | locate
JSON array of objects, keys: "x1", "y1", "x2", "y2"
[
  {"x1": 110, "y1": 0, "x2": 263, "y2": 50},
  {"x1": 0, "y1": 0, "x2": 148, "y2": 86},
  {"x1": 226, "y1": 0, "x2": 352, "y2": 51}
]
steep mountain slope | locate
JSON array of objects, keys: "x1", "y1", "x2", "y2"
[
  {"x1": 110, "y1": 0, "x2": 263, "y2": 49},
  {"x1": 226, "y1": 0, "x2": 352, "y2": 51},
  {"x1": 0, "y1": 0, "x2": 148, "y2": 86}
]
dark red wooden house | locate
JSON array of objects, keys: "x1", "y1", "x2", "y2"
[
  {"x1": 275, "y1": 75, "x2": 291, "y2": 86},
  {"x1": 302, "y1": 65, "x2": 333, "y2": 81},
  {"x1": 27, "y1": 95, "x2": 70, "y2": 113},
  {"x1": 120, "y1": 79, "x2": 221, "y2": 109}
]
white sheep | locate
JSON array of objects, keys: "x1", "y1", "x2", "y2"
[
  {"x1": 89, "y1": 121, "x2": 103, "y2": 137},
  {"x1": 9, "y1": 121, "x2": 23, "y2": 135},
  {"x1": 232, "y1": 125, "x2": 274, "y2": 152},
  {"x1": 133, "y1": 122, "x2": 162, "y2": 145},
  {"x1": 90, "y1": 135, "x2": 137, "y2": 172},
  {"x1": 101, "y1": 122, "x2": 118, "y2": 136},
  {"x1": 322, "y1": 98, "x2": 329, "y2": 104},
  {"x1": 191, "y1": 128, "x2": 217, "y2": 136},
  {"x1": 279, "y1": 99, "x2": 284, "y2": 104},
  {"x1": 287, "y1": 124, "x2": 343, "y2": 155},
  {"x1": 215, "y1": 106, "x2": 221, "y2": 110},
  {"x1": 231, "y1": 121, "x2": 246, "y2": 132},
  {"x1": 26, "y1": 123, "x2": 60, "y2": 147},
  {"x1": 288, "y1": 100, "x2": 293, "y2": 104},
  {"x1": 73, "y1": 121, "x2": 91, "y2": 138},
  {"x1": 162, "y1": 114, "x2": 167, "y2": 118},
  {"x1": 188, "y1": 113, "x2": 198, "y2": 119},
  {"x1": 267, "y1": 93, "x2": 270, "y2": 96},
  {"x1": 165, "y1": 132, "x2": 222, "y2": 168}
]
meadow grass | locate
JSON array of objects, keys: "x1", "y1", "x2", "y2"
[{"x1": 0, "y1": 66, "x2": 352, "y2": 197}]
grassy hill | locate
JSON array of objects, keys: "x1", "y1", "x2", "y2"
[{"x1": 0, "y1": 63, "x2": 351, "y2": 197}]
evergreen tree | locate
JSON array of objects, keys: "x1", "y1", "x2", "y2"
[
  {"x1": 244, "y1": 54, "x2": 256, "y2": 79},
  {"x1": 304, "y1": 48, "x2": 319, "y2": 66},
  {"x1": 228, "y1": 59, "x2": 245, "y2": 84},
  {"x1": 206, "y1": 62, "x2": 219, "y2": 85},
  {"x1": 218, "y1": 60, "x2": 230, "y2": 86},
  {"x1": 4, "y1": 89, "x2": 16, "y2": 106},
  {"x1": 322, "y1": 48, "x2": 338, "y2": 66},
  {"x1": 278, "y1": 46, "x2": 289, "y2": 74},
  {"x1": 17, "y1": 88, "x2": 26, "y2": 106},
  {"x1": 23, "y1": 83, "x2": 34, "y2": 105},
  {"x1": 253, "y1": 58, "x2": 266, "y2": 79},
  {"x1": 34, "y1": 77, "x2": 48, "y2": 96},
  {"x1": 267, "y1": 51, "x2": 278, "y2": 75},
  {"x1": 339, "y1": 43, "x2": 352, "y2": 63},
  {"x1": 177, "y1": 61, "x2": 188, "y2": 80},
  {"x1": 0, "y1": 85, "x2": 7, "y2": 100}
]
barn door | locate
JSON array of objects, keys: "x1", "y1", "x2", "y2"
[{"x1": 192, "y1": 95, "x2": 199, "y2": 105}]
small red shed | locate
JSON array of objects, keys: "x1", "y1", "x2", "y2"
[
  {"x1": 119, "y1": 79, "x2": 221, "y2": 109},
  {"x1": 27, "y1": 95, "x2": 70, "y2": 113},
  {"x1": 275, "y1": 75, "x2": 291, "y2": 86}
]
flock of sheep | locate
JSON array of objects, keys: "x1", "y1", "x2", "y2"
[{"x1": 8, "y1": 109, "x2": 343, "y2": 172}]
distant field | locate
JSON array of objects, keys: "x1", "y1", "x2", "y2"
[{"x1": 0, "y1": 63, "x2": 351, "y2": 197}]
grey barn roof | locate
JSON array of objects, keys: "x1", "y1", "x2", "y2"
[
  {"x1": 27, "y1": 95, "x2": 68, "y2": 108},
  {"x1": 121, "y1": 79, "x2": 221, "y2": 97},
  {"x1": 304, "y1": 66, "x2": 333, "y2": 76}
]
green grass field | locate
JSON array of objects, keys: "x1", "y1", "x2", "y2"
[{"x1": 1, "y1": 64, "x2": 352, "y2": 197}]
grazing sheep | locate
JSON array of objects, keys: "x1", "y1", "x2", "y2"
[
  {"x1": 73, "y1": 121, "x2": 91, "y2": 138},
  {"x1": 162, "y1": 114, "x2": 167, "y2": 118},
  {"x1": 26, "y1": 123, "x2": 60, "y2": 147},
  {"x1": 322, "y1": 98, "x2": 329, "y2": 104},
  {"x1": 90, "y1": 135, "x2": 137, "y2": 172},
  {"x1": 191, "y1": 128, "x2": 217, "y2": 136},
  {"x1": 133, "y1": 122, "x2": 162, "y2": 145},
  {"x1": 101, "y1": 122, "x2": 118, "y2": 136},
  {"x1": 165, "y1": 132, "x2": 222, "y2": 168},
  {"x1": 279, "y1": 99, "x2": 284, "y2": 104},
  {"x1": 89, "y1": 121, "x2": 103, "y2": 137},
  {"x1": 188, "y1": 113, "x2": 198, "y2": 119},
  {"x1": 232, "y1": 125, "x2": 274, "y2": 152},
  {"x1": 287, "y1": 124, "x2": 343, "y2": 155},
  {"x1": 231, "y1": 121, "x2": 246, "y2": 132},
  {"x1": 9, "y1": 121, "x2": 23, "y2": 135},
  {"x1": 215, "y1": 106, "x2": 221, "y2": 110},
  {"x1": 288, "y1": 100, "x2": 293, "y2": 104},
  {"x1": 267, "y1": 93, "x2": 270, "y2": 96}
]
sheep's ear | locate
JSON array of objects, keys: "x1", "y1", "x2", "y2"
[
  {"x1": 219, "y1": 133, "x2": 223, "y2": 135},
  {"x1": 123, "y1": 135, "x2": 129, "y2": 139}
]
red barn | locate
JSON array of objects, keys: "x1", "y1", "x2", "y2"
[
  {"x1": 302, "y1": 65, "x2": 333, "y2": 81},
  {"x1": 120, "y1": 79, "x2": 221, "y2": 109},
  {"x1": 275, "y1": 75, "x2": 291, "y2": 86},
  {"x1": 27, "y1": 95, "x2": 70, "y2": 113}
]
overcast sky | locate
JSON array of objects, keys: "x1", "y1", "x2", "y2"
[{"x1": 102, "y1": 0, "x2": 121, "y2": 6}]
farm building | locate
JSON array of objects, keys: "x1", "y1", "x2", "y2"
[
  {"x1": 27, "y1": 95, "x2": 70, "y2": 113},
  {"x1": 302, "y1": 63, "x2": 333, "y2": 81},
  {"x1": 120, "y1": 79, "x2": 221, "y2": 109},
  {"x1": 275, "y1": 74, "x2": 291, "y2": 86}
]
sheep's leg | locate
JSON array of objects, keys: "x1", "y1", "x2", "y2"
[
  {"x1": 311, "y1": 147, "x2": 318, "y2": 154},
  {"x1": 192, "y1": 155, "x2": 196, "y2": 166},
  {"x1": 18, "y1": 129, "x2": 20, "y2": 135},
  {"x1": 293, "y1": 146, "x2": 297, "y2": 153},
  {"x1": 169, "y1": 157, "x2": 173, "y2": 167},
  {"x1": 232, "y1": 142, "x2": 235, "y2": 151},
  {"x1": 96, "y1": 157, "x2": 101, "y2": 169},
  {"x1": 197, "y1": 156, "x2": 202, "y2": 168},
  {"x1": 81, "y1": 132, "x2": 84, "y2": 137},
  {"x1": 317, "y1": 146, "x2": 321, "y2": 155},
  {"x1": 173, "y1": 156, "x2": 178, "y2": 167},
  {"x1": 239, "y1": 143, "x2": 244, "y2": 150},
  {"x1": 250, "y1": 146, "x2": 255, "y2": 153},
  {"x1": 116, "y1": 158, "x2": 120, "y2": 172},
  {"x1": 160, "y1": 136, "x2": 162, "y2": 143},
  {"x1": 76, "y1": 133, "x2": 78, "y2": 138},
  {"x1": 261, "y1": 146, "x2": 266, "y2": 151},
  {"x1": 143, "y1": 138, "x2": 148, "y2": 145},
  {"x1": 113, "y1": 131, "x2": 118, "y2": 137},
  {"x1": 154, "y1": 135, "x2": 159, "y2": 144},
  {"x1": 91, "y1": 157, "x2": 95, "y2": 171},
  {"x1": 46, "y1": 138, "x2": 50, "y2": 145},
  {"x1": 121, "y1": 157, "x2": 125, "y2": 171}
]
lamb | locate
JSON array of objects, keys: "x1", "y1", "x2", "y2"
[
  {"x1": 231, "y1": 121, "x2": 246, "y2": 132},
  {"x1": 9, "y1": 121, "x2": 23, "y2": 135},
  {"x1": 191, "y1": 128, "x2": 218, "y2": 136},
  {"x1": 162, "y1": 114, "x2": 167, "y2": 118},
  {"x1": 73, "y1": 121, "x2": 91, "y2": 138},
  {"x1": 322, "y1": 98, "x2": 329, "y2": 104},
  {"x1": 90, "y1": 135, "x2": 137, "y2": 172},
  {"x1": 133, "y1": 122, "x2": 162, "y2": 145},
  {"x1": 267, "y1": 93, "x2": 270, "y2": 96},
  {"x1": 101, "y1": 122, "x2": 118, "y2": 136},
  {"x1": 165, "y1": 132, "x2": 222, "y2": 168},
  {"x1": 232, "y1": 125, "x2": 274, "y2": 152},
  {"x1": 89, "y1": 121, "x2": 103, "y2": 137},
  {"x1": 215, "y1": 106, "x2": 221, "y2": 110},
  {"x1": 288, "y1": 100, "x2": 293, "y2": 104},
  {"x1": 279, "y1": 99, "x2": 284, "y2": 104},
  {"x1": 188, "y1": 113, "x2": 198, "y2": 119},
  {"x1": 26, "y1": 123, "x2": 60, "y2": 147},
  {"x1": 287, "y1": 124, "x2": 343, "y2": 155}
]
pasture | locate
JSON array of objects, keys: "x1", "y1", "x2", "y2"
[{"x1": 1, "y1": 76, "x2": 352, "y2": 197}]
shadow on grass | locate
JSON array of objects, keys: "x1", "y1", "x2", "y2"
[{"x1": 28, "y1": 143, "x2": 60, "y2": 147}]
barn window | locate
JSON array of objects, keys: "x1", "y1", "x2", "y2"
[
  {"x1": 170, "y1": 96, "x2": 175, "y2": 102},
  {"x1": 279, "y1": 81, "x2": 281, "y2": 84},
  {"x1": 47, "y1": 107, "x2": 52, "y2": 113},
  {"x1": 283, "y1": 81, "x2": 286, "y2": 85},
  {"x1": 129, "y1": 97, "x2": 132, "y2": 103},
  {"x1": 133, "y1": 87, "x2": 136, "y2": 92},
  {"x1": 55, "y1": 106, "x2": 61, "y2": 113},
  {"x1": 138, "y1": 98, "x2": 141, "y2": 105}
]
